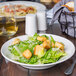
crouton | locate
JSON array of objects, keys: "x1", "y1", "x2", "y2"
[
  {"x1": 23, "y1": 49, "x2": 32, "y2": 59},
  {"x1": 12, "y1": 38, "x2": 20, "y2": 45},
  {"x1": 55, "y1": 41, "x2": 64, "y2": 51},
  {"x1": 37, "y1": 36, "x2": 47, "y2": 42},
  {"x1": 34, "y1": 45, "x2": 44, "y2": 56},
  {"x1": 43, "y1": 40, "x2": 51, "y2": 49}
]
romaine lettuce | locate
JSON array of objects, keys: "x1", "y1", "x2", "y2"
[
  {"x1": 40, "y1": 48, "x2": 66, "y2": 64},
  {"x1": 8, "y1": 33, "x2": 66, "y2": 64}
]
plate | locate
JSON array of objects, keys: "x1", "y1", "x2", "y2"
[
  {"x1": 0, "y1": 1, "x2": 46, "y2": 20},
  {"x1": 1, "y1": 34, "x2": 75, "y2": 69}
]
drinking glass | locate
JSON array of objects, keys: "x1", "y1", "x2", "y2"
[
  {"x1": 0, "y1": 4, "x2": 18, "y2": 68},
  {"x1": 0, "y1": 4, "x2": 18, "y2": 38}
]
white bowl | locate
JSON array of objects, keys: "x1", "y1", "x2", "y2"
[{"x1": 1, "y1": 34, "x2": 75, "y2": 70}]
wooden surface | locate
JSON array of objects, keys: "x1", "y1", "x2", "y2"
[{"x1": 0, "y1": 21, "x2": 76, "y2": 76}]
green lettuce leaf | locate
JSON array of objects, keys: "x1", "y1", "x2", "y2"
[
  {"x1": 18, "y1": 57, "x2": 29, "y2": 64},
  {"x1": 41, "y1": 35, "x2": 49, "y2": 39},
  {"x1": 8, "y1": 45, "x2": 20, "y2": 56},
  {"x1": 40, "y1": 48, "x2": 66, "y2": 64},
  {"x1": 50, "y1": 36, "x2": 55, "y2": 44},
  {"x1": 29, "y1": 56, "x2": 38, "y2": 64},
  {"x1": 28, "y1": 33, "x2": 39, "y2": 41}
]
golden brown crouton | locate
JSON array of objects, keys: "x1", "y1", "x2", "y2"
[
  {"x1": 55, "y1": 42, "x2": 64, "y2": 51},
  {"x1": 34, "y1": 45, "x2": 44, "y2": 56},
  {"x1": 37, "y1": 36, "x2": 47, "y2": 42},
  {"x1": 43, "y1": 40, "x2": 51, "y2": 49},
  {"x1": 12, "y1": 38, "x2": 20, "y2": 45},
  {"x1": 23, "y1": 49, "x2": 32, "y2": 59}
]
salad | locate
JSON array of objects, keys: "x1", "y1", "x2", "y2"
[{"x1": 8, "y1": 33, "x2": 66, "y2": 64}]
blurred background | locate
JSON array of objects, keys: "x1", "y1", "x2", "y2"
[{"x1": 1, "y1": 0, "x2": 61, "y2": 9}]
